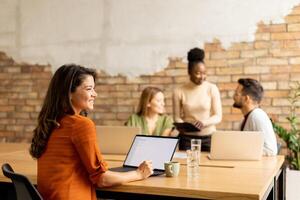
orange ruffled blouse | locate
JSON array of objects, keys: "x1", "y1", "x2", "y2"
[{"x1": 38, "y1": 114, "x2": 108, "y2": 200}]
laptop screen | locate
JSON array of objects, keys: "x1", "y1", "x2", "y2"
[{"x1": 124, "y1": 135, "x2": 179, "y2": 170}]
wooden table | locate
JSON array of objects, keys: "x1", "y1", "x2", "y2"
[{"x1": 0, "y1": 143, "x2": 285, "y2": 200}]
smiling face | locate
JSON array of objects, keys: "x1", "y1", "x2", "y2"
[
  {"x1": 147, "y1": 91, "x2": 165, "y2": 115},
  {"x1": 70, "y1": 75, "x2": 97, "y2": 114},
  {"x1": 189, "y1": 62, "x2": 206, "y2": 85}
]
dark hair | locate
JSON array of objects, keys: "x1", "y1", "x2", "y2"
[
  {"x1": 238, "y1": 78, "x2": 264, "y2": 103},
  {"x1": 136, "y1": 87, "x2": 163, "y2": 116},
  {"x1": 187, "y1": 48, "x2": 205, "y2": 74},
  {"x1": 30, "y1": 64, "x2": 97, "y2": 158}
]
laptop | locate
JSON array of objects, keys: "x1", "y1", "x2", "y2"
[
  {"x1": 96, "y1": 126, "x2": 140, "y2": 154},
  {"x1": 209, "y1": 131, "x2": 264, "y2": 161},
  {"x1": 110, "y1": 135, "x2": 179, "y2": 176}
]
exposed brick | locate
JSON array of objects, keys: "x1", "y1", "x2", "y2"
[
  {"x1": 255, "y1": 33, "x2": 270, "y2": 41},
  {"x1": 289, "y1": 57, "x2": 300, "y2": 64},
  {"x1": 271, "y1": 66, "x2": 291, "y2": 73},
  {"x1": 174, "y1": 76, "x2": 189, "y2": 84},
  {"x1": 205, "y1": 59, "x2": 227, "y2": 67},
  {"x1": 116, "y1": 84, "x2": 139, "y2": 91},
  {"x1": 98, "y1": 76, "x2": 126, "y2": 84},
  {"x1": 271, "y1": 32, "x2": 300, "y2": 40},
  {"x1": 284, "y1": 40, "x2": 300, "y2": 48},
  {"x1": 216, "y1": 67, "x2": 243, "y2": 75},
  {"x1": 291, "y1": 73, "x2": 300, "y2": 81},
  {"x1": 210, "y1": 51, "x2": 240, "y2": 59},
  {"x1": 290, "y1": 6, "x2": 300, "y2": 15},
  {"x1": 277, "y1": 81, "x2": 291, "y2": 90},
  {"x1": 261, "y1": 82, "x2": 277, "y2": 90},
  {"x1": 126, "y1": 77, "x2": 150, "y2": 84},
  {"x1": 216, "y1": 122, "x2": 232, "y2": 130},
  {"x1": 0, "y1": 105, "x2": 14, "y2": 112},
  {"x1": 257, "y1": 58, "x2": 288, "y2": 65},
  {"x1": 227, "y1": 58, "x2": 255, "y2": 66},
  {"x1": 204, "y1": 42, "x2": 223, "y2": 52},
  {"x1": 285, "y1": 15, "x2": 300, "y2": 23},
  {"x1": 150, "y1": 77, "x2": 173, "y2": 84},
  {"x1": 231, "y1": 75, "x2": 260, "y2": 82},
  {"x1": 271, "y1": 49, "x2": 300, "y2": 57},
  {"x1": 254, "y1": 41, "x2": 270, "y2": 49},
  {"x1": 288, "y1": 23, "x2": 300, "y2": 32},
  {"x1": 116, "y1": 113, "x2": 130, "y2": 120},
  {"x1": 264, "y1": 91, "x2": 289, "y2": 98},
  {"x1": 257, "y1": 24, "x2": 287, "y2": 33},
  {"x1": 244, "y1": 66, "x2": 270, "y2": 74},
  {"x1": 108, "y1": 92, "x2": 132, "y2": 98},
  {"x1": 117, "y1": 98, "x2": 139, "y2": 106},
  {"x1": 165, "y1": 69, "x2": 187, "y2": 76},
  {"x1": 222, "y1": 114, "x2": 243, "y2": 122},
  {"x1": 174, "y1": 61, "x2": 187, "y2": 68},
  {"x1": 207, "y1": 75, "x2": 231, "y2": 83},
  {"x1": 229, "y1": 42, "x2": 254, "y2": 50},
  {"x1": 261, "y1": 98, "x2": 272, "y2": 106},
  {"x1": 3, "y1": 4, "x2": 300, "y2": 142},
  {"x1": 263, "y1": 107, "x2": 282, "y2": 114},
  {"x1": 241, "y1": 50, "x2": 268, "y2": 58},
  {"x1": 218, "y1": 83, "x2": 237, "y2": 90},
  {"x1": 8, "y1": 99, "x2": 25, "y2": 106},
  {"x1": 272, "y1": 98, "x2": 290, "y2": 106}
]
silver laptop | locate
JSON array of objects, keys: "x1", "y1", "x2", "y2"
[
  {"x1": 209, "y1": 131, "x2": 264, "y2": 161},
  {"x1": 96, "y1": 126, "x2": 140, "y2": 154},
  {"x1": 110, "y1": 135, "x2": 179, "y2": 176}
]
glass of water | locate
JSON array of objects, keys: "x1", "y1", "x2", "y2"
[
  {"x1": 191, "y1": 139, "x2": 201, "y2": 164},
  {"x1": 186, "y1": 149, "x2": 199, "y2": 178}
]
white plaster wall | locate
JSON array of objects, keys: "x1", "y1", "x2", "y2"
[{"x1": 0, "y1": 0, "x2": 300, "y2": 76}]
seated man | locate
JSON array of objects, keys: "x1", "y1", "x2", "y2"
[{"x1": 233, "y1": 78, "x2": 277, "y2": 156}]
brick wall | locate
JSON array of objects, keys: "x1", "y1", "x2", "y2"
[
  {"x1": 0, "y1": 52, "x2": 52, "y2": 142},
  {"x1": 1, "y1": 5, "x2": 300, "y2": 142}
]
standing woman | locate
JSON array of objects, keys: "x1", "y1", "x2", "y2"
[
  {"x1": 30, "y1": 64, "x2": 153, "y2": 200},
  {"x1": 173, "y1": 48, "x2": 222, "y2": 151},
  {"x1": 126, "y1": 87, "x2": 174, "y2": 136}
]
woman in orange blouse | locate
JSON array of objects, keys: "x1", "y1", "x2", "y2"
[{"x1": 30, "y1": 64, "x2": 153, "y2": 200}]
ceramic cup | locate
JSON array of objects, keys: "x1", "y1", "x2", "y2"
[{"x1": 164, "y1": 161, "x2": 180, "y2": 177}]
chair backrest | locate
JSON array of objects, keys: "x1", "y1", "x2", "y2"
[{"x1": 2, "y1": 163, "x2": 43, "y2": 200}]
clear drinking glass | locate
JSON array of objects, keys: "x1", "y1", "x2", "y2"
[
  {"x1": 186, "y1": 150, "x2": 199, "y2": 178},
  {"x1": 191, "y1": 139, "x2": 201, "y2": 164}
]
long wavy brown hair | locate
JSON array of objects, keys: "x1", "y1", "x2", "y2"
[{"x1": 30, "y1": 64, "x2": 96, "y2": 158}]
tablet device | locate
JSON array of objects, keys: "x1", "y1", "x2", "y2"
[{"x1": 173, "y1": 122, "x2": 200, "y2": 132}]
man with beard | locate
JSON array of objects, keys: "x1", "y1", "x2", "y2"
[{"x1": 233, "y1": 78, "x2": 277, "y2": 156}]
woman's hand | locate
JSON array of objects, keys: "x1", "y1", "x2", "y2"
[
  {"x1": 136, "y1": 160, "x2": 153, "y2": 179},
  {"x1": 193, "y1": 120, "x2": 204, "y2": 130}
]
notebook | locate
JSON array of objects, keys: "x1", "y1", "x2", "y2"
[
  {"x1": 209, "y1": 131, "x2": 264, "y2": 161},
  {"x1": 96, "y1": 126, "x2": 140, "y2": 154},
  {"x1": 110, "y1": 135, "x2": 179, "y2": 176}
]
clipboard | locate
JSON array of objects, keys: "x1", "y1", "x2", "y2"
[{"x1": 173, "y1": 122, "x2": 200, "y2": 132}]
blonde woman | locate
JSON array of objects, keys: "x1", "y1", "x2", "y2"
[{"x1": 126, "y1": 87, "x2": 174, "y2": 136}]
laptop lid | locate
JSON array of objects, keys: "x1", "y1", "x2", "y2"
[
  {"x1": 96, "y1": 126, "x2": 140, "y2": 154},
  {"x1": 210, "y1": 131, "x2": 264, "y2": 161},
  {"x1": 123, "y1": 135, "x2": 179, "y2": 171}
]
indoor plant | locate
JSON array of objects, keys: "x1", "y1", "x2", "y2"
[
  {"x1": 273, "y1": 82, "x2": 300, "y2": 170},
  {"x1": 272, "y1": 82, "x2": 300, "y2": 200}
]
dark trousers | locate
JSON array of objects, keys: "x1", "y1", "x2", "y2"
[{"x1": 178, "y1": 133, "x2": 211, "y2": 152}]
